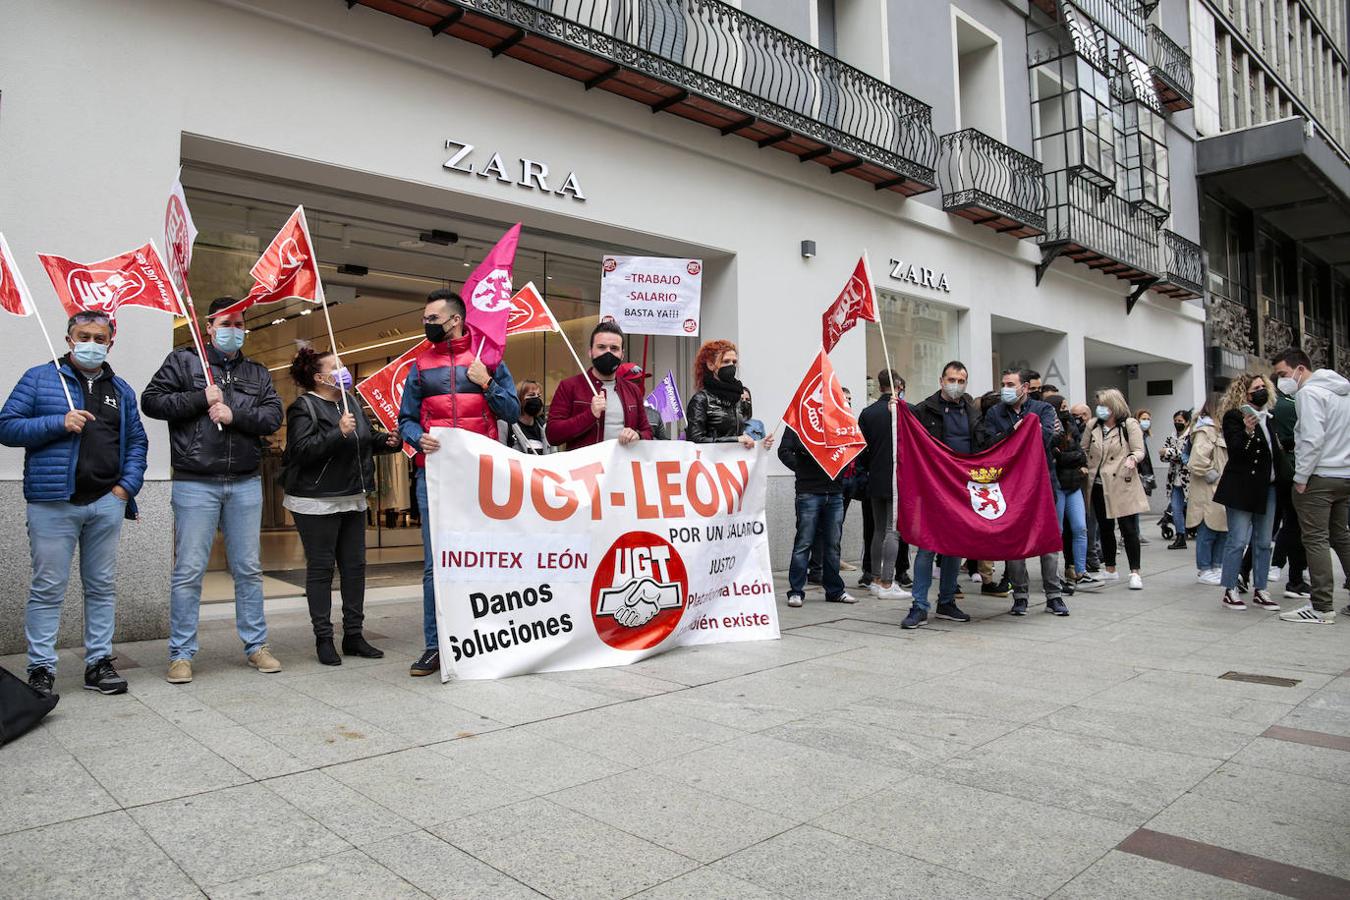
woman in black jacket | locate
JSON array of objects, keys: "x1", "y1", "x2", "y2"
[
  {"x1": 1212, "y1": 374, "x2": 1282, "y2": 612},
  {"x1": 283, "y1": 348, "x2": 402, "y2": 664},
  {"x1": 686, "y1": 339, "x2": 773, "y2": 449}
]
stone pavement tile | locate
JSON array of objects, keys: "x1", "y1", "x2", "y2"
[
  {"x1": 814, "y1": 776, "x2": 1135, "y2": 896},
  {"x1": 325, "y1": 747, "x2": 532, "y2": 829},
  {"x1": 712, "y1": 824, "x2": 1021, "y2": 899},
  {"x1": 1072, "y1": 677, "x2": 1297, "y2": 729},
  {"x1": 1279, "y1": 704, "x2": 1350, "y2": 738},
  {"x1": 628, "y1": 867, "x2": 784, "y2": 899},
  {"x1": 1189, "y1": 763, "x2": 1350, "y2": 827},
  {"x1": 201, "y1": 682, "x2": 353, "y2": 727},
  {"x1": 265, "y1": 770, "x2": 419, "y2": 846},
  {"x1": 1143, "y1": 793, "x2": 1350, "y2": 880},
  {"x1": 418, "y1": 675, "x2": 619, "y2": 725},
  {"x1": 41, "y1": 697, "x2": 185, "y2": 753},
  {"x1": 536, "y1": 665, "x2": 687, "y2": 701},
  {"x1": 362, "y1": 830, "x2": 541, "y2": 898},
  {"x1": 528, "y1": 698, "x2": 745, "y2": 764},
  {"x1": 1052, "y1": 849, "x2": 1284, "y2": 899},
  {"x1": 548, "y1": 769, "x2": 795, "y2": 863},
  {"x1": 247, "y1": 711, "x2": 413, "y2": 767},
  {"x1": 285, "y1": 667, "x2": 427, "y2": 708},
  {"x1": 760, "y1": 707, "x2": 970, "y2": 771},
  {"x1": 185, "y1": 724, "x2": 311, "y2": 780},
  {"x1": 70, "y1": 730, "x2": 253, "y2": 807},
  {"x1": 346, "y1": 693, "x2": 507, "y2": 744},
  {"x1": 433, "y1": 798, "x2": 697, "y2": 900},
  {"x1": 843, "y1": 694, "x2": 1024, "y2": 746},
  {"x1": 1228, "y1": 735, "x2": 1350, "y2": 784},
  {"x1": 0, "y1": 810, "x2": 200, "y2": 899},
  {"x1": 207, "y1": 848, "x2": 426, "y2": 899},
  {"x1": 935, "y1": 725, "x2": 1223, "y2": 826},
  {"x1": 0, "y1": 744, "x2": 120, "y2": 836},
  {"x1": 673, "y1": 733, "x2": 902, "y2": 820},
  {"x1": 627, "y1": 634, "x2": 848, "y2": 687},
  {"x1": 1039, "y1": 703, "x2": 1263, "y2": 760},
  {"x1": 429, "y1": 727, "x2": 631, "y2": 795},
  {"x1": 129, "y1": 782, "x2": 350, "y2": 887},
  {"x1": 902, "y1": 672, "x2": 1077, "y2": 725},
  {"x1": 1132, "y1": 668, "x2": 1321, "y2": 704},
  {"x1": 809, "y1": 639, "x2": 986, "y2": 681}
]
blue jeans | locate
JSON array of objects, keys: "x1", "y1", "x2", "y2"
[
  {"x1": 1195, "y1": 522, "x2": 1227, "y2": 570},
  {"x1": 1222, "y1": 487, "x2": 1276, "y2": 590},
  {"x1": 415, "y1": 469, "x2": 437, "y2": 650},
  {"x1": 169, "y1": 477, "x2": 267, "y2": 660},
  {"x1": 788, "y1": 492, "x2": 844, "y2": 598},
  {"x1": 1170, "y1": 486, "x2": 1187, "y2": 536},
  {"x1": 911, "y1": 549, "x2": 961, "y2": 612},
  {"x1": 1057, "y1": 488, "x2": 1087, "y2": 575},
  {"x1": 25, "y1": 492, "x2": 126, "y2": 673}
]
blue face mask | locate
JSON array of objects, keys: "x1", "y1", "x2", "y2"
[
  {"x1": 1095, "y1": 405, "x2": 1110, "y2": 420},
  {"x1": 1000, "y1": 386, "x2": 1020, "y2": 405},
  {"x1": 71, "y1": 341, "x2": 108, "y2": 370},
  {"x1": 213, "y1": 327, "x2": 245, "y2": 354}
]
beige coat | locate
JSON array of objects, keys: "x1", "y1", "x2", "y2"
[
  {"x1": 1085, "y1": 417, "x2": 1151, "y2": 519},
  {"x1": 1184, "y1": 420, "x2": 1228, "y2": 531}
]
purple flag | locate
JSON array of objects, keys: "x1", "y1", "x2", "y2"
[{"x1": 644, "y1": 370, "x2": 684, "y2": 423}]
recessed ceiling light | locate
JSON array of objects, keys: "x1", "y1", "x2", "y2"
[{"x1": 299, "y1": 309, "x2": 313, "y2": 316}]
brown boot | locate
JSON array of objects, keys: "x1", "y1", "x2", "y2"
[{"x1": 248, "y1": 645, "x2": 282, "y2": 674}]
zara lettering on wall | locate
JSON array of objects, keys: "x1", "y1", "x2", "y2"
[
  {"x1": 889, "y1": 258, "x2": 950, "y2": 292},
  {"x1": 443, "y1": 138, "x2": 586, "y2": 202}
]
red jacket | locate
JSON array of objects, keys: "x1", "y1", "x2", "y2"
[
  {"x1": 397, "y1": 333, "x2": 519, "y2": 467},
  {"x1": 546, "y1": 366, "x2": 653, "y2": 450}
]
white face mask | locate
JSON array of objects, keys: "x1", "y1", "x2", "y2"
[{"x1": 1277, "y1": 376, "x2": 1299, "y2": 396}]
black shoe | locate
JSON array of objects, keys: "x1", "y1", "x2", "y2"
[
  {"x1": 342, "y1": 634, "x2": 385, "y2": 659},
  {"x1": 28, "y1": 667, "x2": 56, "y2": 698},
  {"x1": 83, "y1": 657, "x2": 128, "y2": 695},
  {"x1": 935, "y1": 602, "x2": 971, "y2": 622},
  {"x1": 897, "y1": 573, "x2": 913, "y2": 589},
  {"x1": 1046, "y1": 597, "x2": 1070, "y2": 616},
  {"x1": 316, "y1": 638, "x2": 342, "y2": 666},
  {"x1": 1167, "y1": 537, "x2": 1187, "y2": 550},
  {"x1": 410, "y1": 649, "x2": 440, "y2": 677},
  {"x1": 1061, "y1": 580, "x2": 1075, "y2": 596},
  {"x1": 981, "y1": 580, "x2": 1011, "y2": 598},
  {"x1": 1086, "y1": 563, "x2": 1101, "y2": 573},
  {"x1": 900, "y1": 606, "x2": 928, "y2": 629},
  {"x1": 1010, "y1": 598, "x2": 1028, "y2": 616},
  {"x1": 857, "y1": 575, "x2": 873, "y2": 588}
]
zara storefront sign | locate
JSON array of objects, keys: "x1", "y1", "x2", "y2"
[
  {"x1": 889, "y1": 257, "x2": 951, "y2": 293},
  {"x1": 443, "y1": 138, "x2": 586, "y2": 202}
]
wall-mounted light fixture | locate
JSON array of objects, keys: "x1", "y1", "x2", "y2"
[{"x1": 800, "y1": 240, "x2": 816, "y2": 259}]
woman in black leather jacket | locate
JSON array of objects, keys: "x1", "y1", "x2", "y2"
[
  {"x1": 282, "y1": 348, "x2": 402, "y2": 665},
  {"x1": 686, "y1": 339, "x2": 774, "y2": 449}
]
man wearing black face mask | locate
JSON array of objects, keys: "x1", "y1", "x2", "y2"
[{"x1": 547, "y1": 321, "x2": 652, "y2": 450}]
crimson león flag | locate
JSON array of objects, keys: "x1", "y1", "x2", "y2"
[
  {"x1": 36, "y1": 242, "x2": 181, "y2": 319},
  {"x1": 821, "y1": 253, "x2": 877, "y2": 353},
  {"x1": 782, "y1": 350, "x2": 865, "y2": 479},
  {"x1": 894, "y1": 403, "x2": 1060, "y2": 560}
]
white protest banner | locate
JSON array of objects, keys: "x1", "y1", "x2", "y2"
[
  {"x1": 599, "y1": 255, "x2": 702, "y2": 337},
  {"x1": 426, "y1": 430, "x2": 778, "y2": 680}
]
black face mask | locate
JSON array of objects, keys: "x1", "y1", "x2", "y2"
[
  {"x1": 523, "y1": 397, "x2": 543, "y2": 416},
  {"x1": 592, "y1": 352, "x2": 620, "y2": 376},
  {"x1": 739, "y1": 401, "x2": 752, "y2": 418},
  {"x1": 717, "y1": 364, "x2": 737, "y2": 383},
  {"x1": 1028, "y1": 390, "x2": 1042, "y2": 401},
  {"x1": 1249, "y1": 388, "x2": 1269, "y2": 408},
  {"x1": 424, "y1": 322, "x2": 447, "y2": 343},
  {"x1": 1174, "y1": 422, "x2": 1186, "y2": 434}
]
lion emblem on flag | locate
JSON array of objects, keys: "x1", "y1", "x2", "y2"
[{"x1": 966, "y1": 466, "x2": 1006, "y2": 520}]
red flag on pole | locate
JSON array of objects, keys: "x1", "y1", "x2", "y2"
[
  {"x1": 505, "y1": 281, "x2": 559, "y2": 336},
  {"x1": 355, "y1": 340, "x2": 430, "y2": 459},
  {"x1": 782, "y1": 350, "x2": 865, "y2": 478},
  {"x1": 215, "y1": 206, "x2": 324, "y2": 317},
  {"x1": 0, "y1": 232, "x2": 36, "y2": 317},
  {"x1": 821, "y1": 253, "x2": 877, "y2": 353},
  {"x1": 164, "y1": 170, "x2": 198, "y2": 303},
  {"x1": 463, "y1": 222, "x2": 522, "y2": 368},
  {"x1": 36, "y1": 242, "x2": 182, "y2": 319}
]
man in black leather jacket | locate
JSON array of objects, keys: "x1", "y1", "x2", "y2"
[{"x1": 142, "y1": 297, "x2": 284, "y2": 684}]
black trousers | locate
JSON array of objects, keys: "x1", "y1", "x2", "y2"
[
  {"x1": 292, "y1": 509, "x2": 367, "y2": 640},
  {"x1": 859, "y1": 497, "x2": 875, "y2": 578},
  {"x1": 1090, "y1": 484, "x2": 1141, "y2": 571}
]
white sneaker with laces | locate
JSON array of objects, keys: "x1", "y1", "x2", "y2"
[
  {"x1": 827, "y1": 591, "x2": 858, "y2": 604},
  {"x1": 1221, "y1": 589, "x2": 1246, "y2": 610},
  {"x1": 1250, "y1": 590, "x2": 1279, "y2": 610},
  {"x1": 1198, "y1": 569, "x2": 1222, "y2": 586},
  {"x1": 1278, "y1": 605, "x2": 1334, "y2": 624},
  {"x1": 1267, "y1": 566, "x2": 1282, "y2": 583},
  {"x1": 868, "y1": 582, "x2": 882, "y2": 597},
  {"x1": 875, "y1": 583, "x2": 911, "y2": 601},
  {"x1": 1128, "y1": 573, "x2": 1143, "y2": 590},
  {"x1": 1102, "y1": 571, "x2": 1121, "y2": 582},
  {"x1": 786, "y1": 594, "x2": 804, "y2": 608}
]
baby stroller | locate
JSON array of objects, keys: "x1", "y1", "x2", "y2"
[{"x1": 1157, "y1": 507, "x2": 1176, "y2": 542}]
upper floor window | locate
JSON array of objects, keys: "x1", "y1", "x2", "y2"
[{"x1": 953, "y1": 9, "x2": 1006, "y2": 140}]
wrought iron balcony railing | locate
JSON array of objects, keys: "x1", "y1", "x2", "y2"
[
  {"x1": 1154, "y1": 229, "x2": 1203, "y2": 299},
  {"x1": 1030, "y1": 0, "x2": 1148, "y2": 60},
  {"x1": 1208, "y1": 296, "x2": 1256, "y2": 356},
  {"x1": 1038, "y1": 169, "x2": 1160, "y2": 286},
  {"x1": 1147, "y1": 24, "x2": 1193, "y2": 112},
  {"x1": 355, "y1": 0, "x2": 938, "y2": 194},
  {"x1": 937, "y1": 129, "x2": 1047, "y2": 239}
]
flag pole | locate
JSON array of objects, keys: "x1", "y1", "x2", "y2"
[
  {"x1": 864, "y1": 250, "x2": 900, "y2": 538},
  {"x1": 32, "y1": 304, "x2": 75, "y2": 412},
  {"x1": 153, "y1": 239, "x2": 220, "y2": 431},
  {"x1": 539, "y1": 285, "x2": 596, "y2": 399},
  {"x1": 317, "y1": 289, "x2": 349, "y2": 415}
]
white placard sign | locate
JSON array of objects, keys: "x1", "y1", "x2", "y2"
[{"x1": 599, "y1": 255, "x2": 702, "y2": 336}]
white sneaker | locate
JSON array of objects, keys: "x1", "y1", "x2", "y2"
[
  {"x1": 1128, "y1": 573, "x2": 1143, "y2": 590},
  {"x1": 826, "y1": 592, "x2": 858, "y2": 604},
  {"x1": 875, "y1": 583, "x2": 911, "y2": 601},
  {"x1": 1221, "y1": 589, "x2": 1246, "y2": 611},
  {"x1": 968, "y1": 573, "x2": 983, "y2": 584},
  {"x1": 868, "y1": 582, "x2": 882, "y2": 597},
  {"x1": 786, "y1": 594, "x2": 804, "y2": 608},
  {"x1": 1267, "y1": 566, "x2": 1282, "y2": 583},
  {"x1": 1278, "y1": 605, "x2": 1335, "y2": 624},
  {"x1": 1283, "y1": 583, "x2": 1312, "y2": 600},
  {"x1": 1102, "y1": 571, "x2": 1120, "y2": 582},
  {"x1": 1198, "y1": 569, "x2": 1222, "y2": 586}
]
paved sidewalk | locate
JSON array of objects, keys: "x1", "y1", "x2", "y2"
[{"x1": 3, "y1": 543, "x2": 1348, "y2": 899}]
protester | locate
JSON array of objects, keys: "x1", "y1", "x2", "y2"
[
  {"x1": 398, "y1": 288, "x2": 520, "y2": 676},
  {"x1": 1070, "y1": 401, "x2": 1102, "y2": 572},
  {"x1": 1135, "y1": 408, "x2": 1157, "y2": 504},
  {"x1": 857, "y1": 369, "x2": 910, "y2": 601},
  {"x1": 978, "y1": 368, "x2": 1068, "y2": 616},
  {"x1": 0, "y1": 312, "x2": 148, "y2": 697},
  {"x1": 686, "y1": 339, "x2": 773, "y2": 450},
  {"x1": 1267, "y1": 378, "x2": 1311, "y2": 599},
  {"x1": 1084, "y1": 388, "x2": 1148, "y2": 589},
  {"x1": 547, "y1": 322, "x2": 651, "y2": 450},
  {"x1": 1049, "y1": 396, "x2": 1094, "y2": 590},
  {"x1": 143, "y1": 297, "x2": 284, "y2": 684},
  {"x1": 508, "y1": 379, "x2": 551, "y2": 454},
  {"x1": 777, "y1": 428, "x2": 854, "y2": 608},
  {"x1": 1185, "y1": 403, "x2": 1229, "y2": 585},
  {"x1": 1040, "y1": 384, "x2": 1061, "y2": 405},
  {"x1": 809, "y1": 386, "x2": 855, "y2": 583},
  {"x1": 282, "y1": 348, "x2": 402, "y2": 664},
  {"x1": 1271, "y1": 348, "x2": 1350, "y2": 624},
  {"x1": 900, "y1": 361, "x2": 979, "y2": 628},
  {"x1": 1159, "y1": 409, "x2": 1192, "y2": 550}
]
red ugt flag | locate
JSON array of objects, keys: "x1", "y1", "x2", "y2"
[
  {"x1": 505, "y1": 281, "x2": 559, "y2": 336},
  {"x1": 894, "y1": 403, "x2": 1061, "y2": 561},
  {"x1": 164, "y1": 170, "x2": 198, "y2": 303},
  {"x1": 355, "y1": 340, "x2": 430, "y2": 459},
  {"x1": 37, "y1": 242, "x2": 182, "y2": 319},
  {"x1": 463, "y1": 222, "x2": 522, "y2": 368},
  {"x1": 782, "y1": 350, "x2": 865, "y2": 479},
  {"x1": 821, "y1": 253, "x2": 877, "y2": 353},
  {"x1": 0, "y1": 232, "x2": 36, "y2": 317},
  {"x1": 215, "y1": 206, "x2": 324, "y2": 317}
]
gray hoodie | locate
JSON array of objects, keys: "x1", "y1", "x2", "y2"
[{"x1": 1293, "y1": 369, "x2": 1350, "y2": 484}]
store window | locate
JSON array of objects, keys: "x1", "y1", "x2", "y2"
[{"x1": 862, "y1": 291, "x2": 960, "y2": 403}]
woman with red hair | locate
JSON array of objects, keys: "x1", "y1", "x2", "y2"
[{"x1": 686, "y1": 340, "x2": 773, "y2": 449}]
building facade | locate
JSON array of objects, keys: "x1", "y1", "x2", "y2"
[{"x1": 0, "y1": 0, "x2": 1207, "y2": 653}]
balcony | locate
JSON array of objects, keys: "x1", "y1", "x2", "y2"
[
  {"x1": 1153, "y1": 229, "x2": 1203, "y2": 299},
  {"x1": 937, "y1": 129, "x2": 1047, "y2": 239},
  {"x1": 1030, "y1": 0, "x2": 1148, "y2": 60},
  {"x1": 350, "y1": 0, "x2": 937, "y2": 196},
  {"x1": 1147, "y1": 24, "x2": 1193, "y2": 112}
]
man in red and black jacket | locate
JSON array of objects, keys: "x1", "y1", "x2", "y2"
[
  {"x1": 546, "y1": 321, "x2": 652, "y2": 450},
  {"x1": 398, "y1": 288, "x2": 519, "y2": 677}
]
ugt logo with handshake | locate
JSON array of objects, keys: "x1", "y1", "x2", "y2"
[
  {"x1": 590, "y1": 532, "x2": 690, "y2": 651},
  {"x1": 596, "y1": 578, "x2": 684, "y2": 628}
]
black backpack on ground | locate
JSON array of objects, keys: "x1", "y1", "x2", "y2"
[{"x1": 0, "y1": 665, "x2": 59, "y2": 745}]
